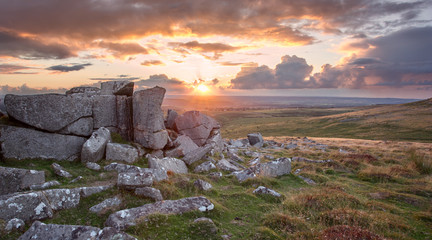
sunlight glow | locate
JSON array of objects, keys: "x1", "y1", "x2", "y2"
[{"x1": 196, "y1": 84, "x2": 210, "y2": 93}]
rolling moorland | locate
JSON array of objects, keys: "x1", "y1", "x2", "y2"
[{"x1": 1, "y1": 97, "x2": 431, "y2": 239}]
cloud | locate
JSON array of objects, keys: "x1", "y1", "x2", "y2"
[
  {"x1": 0, "y1": 84, "x2": 67, "y2": 95},
  {"x1": 0, "y1": 64, "x2": 38, "y2": 74},
  {"x1": 141, "y1": 60, "x2": 165, "y2": 66},
  {"x1": 230, "y1": 55, "x2": 314, "y2": 89},
  {"x1": 136, "y1": 74, "x2": 190, "y2": 94},
  {"x1": 46, "y1": 63, "x2": 92, "y2": 72},
  {"x1": 168, "y1": 41, "x2": 243, "y2": 60},
  {"x1": 89, "y1": 75, "x2": 140, "y2": 81},
  {"x1": 217, "y1": 61, "x2": 244, "y2": 66},
  {"x1": 0, "y1": 30, "x2": 73, "y2": 59},
  {"x1": 97, "y1": 41, "x2": 149, "y2": 59}
]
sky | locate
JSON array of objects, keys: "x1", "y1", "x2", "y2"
[{"x1": 0, "y1": 0, "x2": 432, "y2": 98}]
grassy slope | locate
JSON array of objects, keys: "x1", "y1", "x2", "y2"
[{"x1": 210, "y1": 98, "x2": 432, "y2": 142}]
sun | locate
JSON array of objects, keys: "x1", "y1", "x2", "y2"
[{"x1": 196, "y1": 84, "x2": 210, "y2": 93}]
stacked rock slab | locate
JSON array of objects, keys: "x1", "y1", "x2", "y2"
[{"x1": 133, "y1": 87, "x2": 168, "y2": 150}]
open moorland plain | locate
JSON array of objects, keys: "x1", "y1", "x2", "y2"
[{"x1": 1, "y1": 97, "x2": 431, "y2": 240}]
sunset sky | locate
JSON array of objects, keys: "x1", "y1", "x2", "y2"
[{"x1": 1, "y1": 0, "x2": 431, "y2": 98}]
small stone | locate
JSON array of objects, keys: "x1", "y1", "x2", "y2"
[
  {"x1": 148, "y1": 156, "x2": 188, "y2": 174},
  {"x1": 86, "y1": 162, "x2": 101, "y2": 171},
  {"x1": 253, "y1": 186, "x2": 282, "y2": 198},
  {"x1": 232, "y1": 169, "x2": 256, "y2": 182},
  {"x1": 194, "y1": 179, "x2": 213, "y2": 191},
  {"x1": 69, "y1": 176, "x2": 83, "y2": 183},
  {"x1": 51, "y1": 163, "x2": 73, "y2": 178},
  {"x1": 134, "y1": 187, "x2": 163, "y2": 201},
  {"x1": 89, "y1": 196, "x2": 122, "y2": 214},
  {"x1": 216, "y1": 159, "x2": 241, "y2": 172},
  {"x1": 117, "y1": 170, "x2": 153, "y2": 190},
  {"x1": 78, "y1": 185, "x2": 113, "y2": 197},
  {"x1": 227, "y1": 151, "x2": 243, "y2": 162},
  {"x1": 247, "y1": 133, "x2": 264, "y2": 148},
  {"x1": 208, "y1": 172, "x2": 223, "y2": 180},
  {"x1": 5, "y1": 218, "x2": 25, "y2": 233},
  {"x1": 30, "y1": 181, "x2": 60, "y2": 190},
  {"x1": 194, "y1": 161, "x2": 216, "y2": 173}
]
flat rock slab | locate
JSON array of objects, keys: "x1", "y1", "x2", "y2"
[
  {"x1": 148, "y1": 156, "x2": 188, "y2": 174},
  {"x1": 216, "y1": 159, "x2": 241, "y2": 172},
  {"x1": 105, "y1": 196, "x2": 214, "y2": 230},
  {"x1": 165, "y1": 135, "x2": 199, "y2": 158},
  {"x1": 174, "y1": 111, "x2": 220, "y2": 146},
  {"x1": 0, "y1": 166, "x2": 45, "y2": 195},
  {"x1": 182, "y1": 144, "x2": 212, "y2": 165},
  {"x1": 4, "y1": 94, "x2": 92, "y2": 132},
  {"x1": 253, "y1": 186, "x2": 282, "y2": 197},
  {"x1": 105, "y1": 162, "x2": 167, "y2": 182},
  {"x1": 90, "y1": 196, "x2": 122, "y2": 213},
  {"x1": 117, "y1": 171, "x2": 153, "y2": 190},
  {"x1": 106, "y1": 143, "x2": 138, "y2": 163},
  {"x1": 134, "y1": 187, "x2": 163, "y2": 201},
  {"x1": 258, "y1": 157, "x2": 291, "y2": 177},
  {"x1": 18, "y1": 221, "x2": 136, "y2": 240},
  {"x1": 194, "y1": 161, "x2": 216, "y2": 173},
  {"x1": 0, "y1": 126, "x2": 86, "y2": 161}
]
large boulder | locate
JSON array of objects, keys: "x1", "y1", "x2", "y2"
[
  {"x1": 105, "y1": 196, "x2": 214, "y2": 230},
  {"x1": 165, "y1": 135, "x2": 199, "y2": 158},
  {"x1": 174, "y1": 111, "x2": 220, "y2": 146},
  {"x1": 81, "y1": 127, "x2": 111, "y2": 163},
  {"x1": 0, "y1": 126, "x2": 86, "y2": 161},
  {"x1": 101, "y1": 81, "x2": 134, "y2": 96},
  {"x1": 92, "y1": 95, "x2": 117, "y2": 129},
  {"x1": 4, "y1": 94, "x2": 92, "y2": 132},
  {"x1": 18, "y1": 221, "x2": 136, "y2": 240},
  {"x1": 258, "y1": 158, "x2": 291, "y2": 177},
  {"x1": 106, "y1": 143, "x2": 139, "y2": 164},
  {"x1": 0, "y1": 167, "x2": 45, "y2": 195},
  {"x1": 148, "y1": 156, "x2": 188, "y2": 174},
  {"x1": 133, "y1": 87, "x2": 168, "y2": 150}
]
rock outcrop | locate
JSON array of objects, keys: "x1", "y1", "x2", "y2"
[
  {"x1": 105, "y1": 196, "x2": 214, "y2": 230},
  {"x1": 133, "y1": 87, "x2": 168, "y2": 150},
  {"x1": 174, "y1": 111, "x2": 220, "y2": 146}
]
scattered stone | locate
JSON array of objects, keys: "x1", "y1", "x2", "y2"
[
  {"x1": 134, "y1": 187, "x2": 163, "y2": 201},
  {"x1": 258, "y1": 157, "x2": 291, "y2": 177},
  {"x1": 106, "y1": 143, "x2": 139, "y2": 163},
  {"x1": 174, "y1": 111, "x2": 220, "y2": 146},
  {"x1": 247, "y1": 133, "x2": 264, "y2": 148},
  {"x1": 104, "y1": 162, "x2": 141, "y2": 172},
  {"x1": 65, "y1": 87, "x2": 100, "y2": 96},
  {"x1": 92, "y1": 95, "x2": 117, "y2": 129},
  {"x1": 105, "y1": 196, "x2": 214, "y2": 230},
  {"x1": 182, "y1": 144, "x2": 212, "y2": 165},
  {"x1": 216, "y1": 159, "x2": 241, "y2": 172},
  {"x1": 0, "y1": 126, "x2": 86, "y2": 161},
  {"x1": 227, "y1": 151, "x2": 243, "y2": 162},
  {"x1": 101, "y1": 81, "x2": 134, "y2": 96},
  {"x1": 148, "y1": 156, "x2": 188, "y2": 174},
  {"x1": 18, "y1": 221, "x2": 136, "y2": 240},
  {"x1": 232, "y1": 169, "x2": 256, "y2": 182},
  {"x1": 244, "y1": 151, "x2": 261, "y2": 158},
  {"x1": 51, "y1": 163, "x2": 73, "y2": 178},
  {"x1": 86, "y1": 162, "x2": 101, "y2": 171},
  {"x1": 0, "y1": 166, "x2": 45, "y2": 195},
  {"x1": 249, "y1": 157, "x2": 261, "y2": 166},
  {"x1": 78, "y1": 185, "x2": 113, "y2": 197},
  {"x1": 165, "y1": 109, "x2": 178, "y2": 129},
  {"x1": 81, "y1": 127, "x2": 111, "y2": 163},
  {"x1": 194, "y1": 179, "x2": 213, "y2": 191},
  {"x1": 43, "y1": 188, "x2": 81, "y2": 211},
  {"x1": 253, "y1": 186, "x2": 282, "y2": 197},
  {"x1": 117, "y1": 171, "x2": 153, "y2": 190},
  {"x1": 194, "y1": 161, "x2": 216, "y2": 173},
  {"x1": 165, "y1": 135, "x2": 199, "y2": 158},
  {"x1": 104, "y1": 162, "x2": 168, "y2": 182},
  {"x1": 0, "y1": 192, "x2": 53, "y2": 222},
  {"x1": 285, "y1": 143, "x2": 298, "y2": 149},
  {"x1": 264, "y1": 155, "x2": 275, "y2": 160},
  {"x1": 30, "y1": 181, "x2": 60, "y2": 190},
  {"x1": 90, "y1": 196, "x2": 122, "y2": 213},
  {"x1": 229, "y1": 139, "x2": 248, "y2": 148},
  {"x1": 297, "y1": 175, "x2": 316, "y2": 185},
  {"x1": 4, "y1": 94, "x2": 92, "y2": 132},
  {"x1": 69, "y1": 176, "x2": 83, "y2": 183},
  {"x1": 208, "y1": 172, "x2": 223, "y2": 180},
  {"x1": 5, "y1": 218, "x2": 25, "y2": 233},
  {"x1": 192, "y1": 217, "x2": 218, "y2": 235},
  {"x1": 133, "y1": 87, "x2": 168, "y2": 150}
]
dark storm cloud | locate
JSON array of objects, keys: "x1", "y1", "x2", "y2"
[
  {"x1": 0, "y1": 31, "x2": 73, "y2": 59},
  {"x1": 230, "y1": 55, "x2": 314, "y2": 89},
  {"x1": 136, "y1": 74, "x2": 190, "y2": 93},
  {"x1": 0, "y1": 64, "x2": 37, "y2": 74},
  {"x1": 168, "y1": 41, "x2": 243, "y2": 60},
  {"x1": 46, "y1": 63, "x2": 92, "y2": 72}
]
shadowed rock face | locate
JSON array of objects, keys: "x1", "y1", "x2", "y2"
[
  {"x1": 105, "y1": 196, "x2": 214, "y2": 230},
  {"x1": 0, "y1": 126, "x2": 86, "y2": 161},
  {"x1": 4, "y1": 94, "x2": 93, "y2": 132},
  {"x1": 133, "y1": 87, "x2": 168, "y2": 150},
  {"x1": 0, "y1": 167, "x2": 45, "y2": 195}
]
